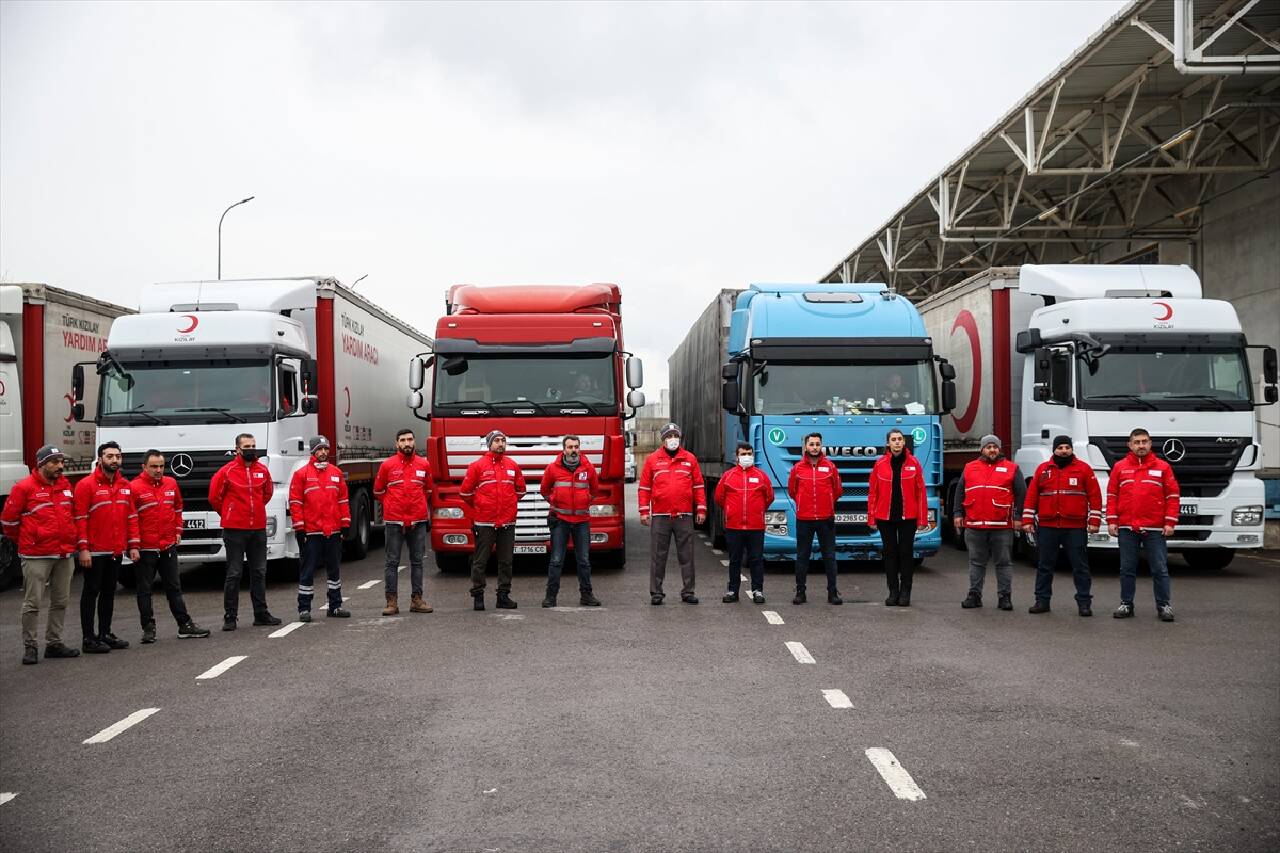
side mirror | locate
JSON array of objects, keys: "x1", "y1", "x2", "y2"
[
  {"x1": 939, "y1": 361, "x2": 956, "y2": 381},
  {"x1": 1015, "y1": 329, "x2": 1043, "y2": 353},
  {"x1": 721, "y1": 362, "x2": 738, "y2": 381},
  {"x1": 625, "y1": 357, "x2": 644, "y2": 390},
  {"x1": 722, "y1": 380, "x2": 740, "y2": 413},
  {"x1": 407, "y1": 390, "x2": 423, "y2": 410},
  {"x1": 71, "y1": 364, "x2": 85, "y2": 402},
  {"x1": 1264, "y1": 347, "x2": 1277, "y2": 385},
  {"x1": 408, "y1": 356, "x2": 426, "y2": 391},
  {"x1": 301, "y1": 396, "x2": 319, "y2": 415},
  {"x1": 72, "y1": 403, "x2": 85, "y2": 422},
  {"x1": 300, "y1": 358, "x2": 318, "y2": 394},
  {"x1": 1033, "y1": 347, "x2": 1053, "y2": 385},
  {"x1": 1266, "y1": 386, "x2": 1278, "y2": 405},
  {"x1": 627, "y1": 389, "x2": 645, "y2": 409},
  {"x1": 941, "y1": 380, "x2": 956, "y2": 413}
]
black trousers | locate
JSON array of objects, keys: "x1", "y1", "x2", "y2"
[
  {"x1": 81, "y1": 554, "x2": 121, "y2": 639},
  {"x1": 223, "y1": 528, "x2": 269, "y2": 619},
  {"x1": 795, "y1": 518, "x2": 838, "y2": 593},
  {"x1": 136, "y1": 547, "x2": 192, "y2": 628},
  {"x1": 877, "y1": 519, "x2": 918, "y2": 594},
  {"x1": 470, "y1": 524, "x2": 515, "y2": 596}
]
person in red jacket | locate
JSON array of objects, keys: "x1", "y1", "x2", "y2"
[
  {"x1": 714, "y1": 442, "x2": 774, "y2": 605},
  {"x1": 1, "y1": 444, "x2": 81, "y2": 665},
  {"x1": 787, "y1": 432, "x2": 844, "y2": 605},
  {"x1": 288, "y1": 436, "x2": 352, "y2": 622},
  {"x1": 539, "y1": 435, "x2": 601, "y2": 608},
  {"x1": 1106, "y1": 427, "x2": 1180, "y2": 622},
  {"x1": 955, "y1": 434, "x2": 1026, "y2": 612},
  {"x1": 373, "y1": 428, "x2": 435, "y2": 616},
  {"x1": 209, "y1": 433, "x2": 281, "y2": 630},
  {"x1": 460, "y1": 430, "x2": 526, "y2": 610},
  {"x1": 638, "y1": 423, "x2": 706, "y2": 605},
  {"x1": 867, "y1": 429, "x2": 930, "y2": 607},
  {"x1": 74, "y1": 441, "x2": 140, "y2": 654},
  {"x1": 131, "y1": 450, "x2": 210, "y2": 642},
  {"x1": 1022, "y1": 435, "x2": 1102, "y2": 617}
]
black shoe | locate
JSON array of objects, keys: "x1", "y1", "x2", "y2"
[
  {"x1": 496, "y1": 593, "x2": 518, "y2": 610},
  {"x1": 751, "y1": 591, "x2": 766, "y2": 605},
  {"x1": 141, "y1": 625, "x2": 157, "y2": 644},
  {"x1": 885, "y1": 592, "x2": 900, "y2": 607},
  {"x1": 22, "y1": 645, "x2": 38, "y2": 665},
  {"x1": 1158, "y1": 604, "x2": 1175, "y2": 622},
  {"x1": 327, "y1": 608, "x2": 351, "y2": 618},
  {"x1": 650, "y1": 594, "x2": 664, "y2": 606},
  {"x1": 1028, "y1": 600, "x2": 1051, "y2": 614},
  {"x1": 722, "y1": 591, "x2": 739, "y2": 603},
  {"x1": 1077, "y1": 603, "x2": 1093, "y2": 617},
  {"x1": 580, "y1": 593, "x2": 601, "y2": 607},
  {"x1": 101, "y1": 633, "x2": 129, "y2": 650},
  {"x1": 1113, "y1": 602, "x2": 1134, "y2": 618},
  {"x1": 44, "y1": 642, "x2": 80, "y2": 659},
  {"x1": 898, "y1": 591, "x2": 911, "y2": 607},
  {"x1": 298, "y1": 611, "x2": 312, "y2": 623},
  {"x1": 222, "y1": 617, "x2": 237, "y2": 631},
  {"x1": 542, "y1": 595, "x2": 556, "y2": 608},
  {"x1": 681, "y1": 594, "x2": 699, "y2": 605},
  {"x1": 253, "y1": 613, "x2": 283, "y2": 627},
  {"x1": 998, "y1": 594, "x2": 1013, "y2": 611},
  {"x1": 962, "y1": 592, "x2": 982, "y2": 609},
  {"x1": 82, "y1": 637, "x2": 110, "y2": 654},
  {"x1": 828, "y1": 591, "x2": 843, "y2": 605},
  {"x1": 473, "y1": 595, "x2": 485, "y2": 611},
  {"x1": 793, "y1": 589, "x2": 807, "y2": 605},
  {"x1": 178, "y1": 622, "x2": 211, "y2": 638}
]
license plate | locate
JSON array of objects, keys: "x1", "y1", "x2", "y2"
[
  {"x1": 183, "y1": 518, "x2": 206, "y2": 530},
  {"x1": 1180, "y1": 503, "x2": 1198, "y2": 516},
  {"x1": 513, "y1": 544, "x2": 547, "y2": 554},
  {"x1": 834, "y1": 512, "x2": 867, "y2": 524}
]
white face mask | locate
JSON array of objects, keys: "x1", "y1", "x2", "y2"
[
  {"x1": 664, "y1": 438, "x2": 680, "y2": 451},
  {"x1": 738, "y1": 454, "x2": 754, "y2": 468}
]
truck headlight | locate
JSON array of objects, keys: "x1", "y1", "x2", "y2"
[
  {"x1": 266, "y1": 518, "x2": 277, "y2": 538},
  {"x1": 434, "y1": 507, "x2": 465, "y2": 519},
  {"x1": 765, "y1": 511, "x2": 787, "y2": 525},
  {"x1": 1231, "y1": 505, "x2": 1263, "y2": 526},
  {"x1": 920, "y1": 510, "x2": 937, "y2": 531},
  {"x1": 589, "y1": 504, "x2": 618, "y2": 517}
]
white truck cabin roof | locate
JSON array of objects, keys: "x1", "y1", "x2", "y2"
[{"x1": 1019, "y1": 264, "x2": 1201, "y2": 300}]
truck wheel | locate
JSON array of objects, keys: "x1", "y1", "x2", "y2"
[
  {"x1": 0, "y1": 537, "x2": 19, "y2": 590},
  {"x1": 1183, "y1": 548, "x2": 1235, "y2": 571},
  {"x1": 434, "y1": 550, "x2": 469, "y2": 573},
  {"x1": 344, "y1": 491, "x2": 371, "y2": 560}
]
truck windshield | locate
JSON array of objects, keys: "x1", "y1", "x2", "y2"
[
  {"x1": 751, "y1": 361, "x2": 938, "y2": 415},
  {"x1": 98, "y1": 359, "x2": 276, "y2": 423},
  {"x1": 433, "y1": 354, "x2": 617, "y2": 415},
  {"x1": 1078, "y1": 347, "x2": 1252, "y2": 411}
]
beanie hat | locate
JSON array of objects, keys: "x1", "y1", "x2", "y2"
[
  {"x1": 484, "y1": 430, "x2": 507, "y2": 448},
  {"x1": 35, "y1": 444, "x2": 66, "y2": 465},
  {"x1": 309, "y1": 435, "x2": 330, "y2": 452},
  {"x1": 660, "y1": 423, "x2": 682, "y2": 439},
  {"x1": 1052, "y1": 434, "x2": 1073, "y2": 450},
  {"x1": 979, "y1": 434, "x2": 1002, "y2": 450}
]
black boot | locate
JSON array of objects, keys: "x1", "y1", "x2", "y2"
[
  {"x1": 541, "y1": 592, "x2": 556, "y2": 608},
  {"x1": 827, "y1": 590, "x2": 843, "y2": 605},
  {"x1": 580, "y1": 592, "x2": 601, "y2": 607},
  {"x1": 792, "y1": 588, "x2": 807, "y2": 605},
  {"x1": 496, "y1": 592, "x2": 518, "y2": 609},
  {"x1": 473, "y1": 595, "x2": 485, "y2": 611},
  {"x1": 898, "y1": 588, "x2": 912, "y2": 607},
  {"x1": 961, "y1": 591, "x2": 982, "y2": 609},
  {"x1": 885, "y1": 591, "x2": 900, "y2": 606},
  {"x1": 22, "y1": 645, "x2": 38, "y2": 665}
]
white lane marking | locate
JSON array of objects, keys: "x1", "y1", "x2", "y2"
[
  {"x1": 196, "y1": 655, "x2": 248, "y2": 680},
  {"x1": 719, "y1": 559, "x2": 730, "y2": 566},
  {"x1": 268, "y1": 621, "x2": 307, "y2": 638},
  {"x1": 762, "y1": 610, "x2": 784, "y2": 625},
  {"x1": 785, "y1": 641, "x2": 815, "y2": 664},
  {"x1": 712, "y1": 549, "x2": 724, "y2": 555},
  {"x1": 1119, "y1": 738, "x2": 1139, "y2": 747},
  {"x1": 83, "y1": 708, "x2": 160, "y2": 744},
  {"x1": 357, "y1": 580, "x2": 382, "y2": 590},
  {"x1": 0, "y1": 792, "x2": 16, "y2": 806},
  {"x1": 865, "y1": 748, "x2": 927, "y2": 801},
  {"x1": 397, "y1": 567, "x2": 404, "y2": 573},
  {"x1": 549, "y1": 606, "x2": 608, "y2": 612},
  {"x1": 822, "y1": 689, "x2": 853, "y2": 709},
  {"x1": 740, "y1": 574, "x2": 750, "y2": 584}
]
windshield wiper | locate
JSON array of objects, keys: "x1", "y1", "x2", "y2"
[
  {"x1": 172, "y1": 407, "x2": 247, "y2": 423},
  {"x1": 111, "y1": 404, "x2": 165, "y2": 425},
  {"x1": 551, "y1": 398, "x2": 603, "y2": 413},
  {"x1": 488, "y1": 399, "x2": 549, "y2": 415},
  {"x1": 788, "y1": 408, "x2": 830, "y2": 415},
  {"x1": 1085, "y1": 394, "x2": 1157, "y2": 411},
  {"x1": 1166, "y1": 394, "x2": 1235, "y2": 411}
]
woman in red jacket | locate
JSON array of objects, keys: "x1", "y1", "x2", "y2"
[{"x1": 867, "y1": 429, "x2": 929, "y2": 606}]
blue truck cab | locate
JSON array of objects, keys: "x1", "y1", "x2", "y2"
[{"x1": 713, "y1": 284, "x2": 957, "y2": 561}]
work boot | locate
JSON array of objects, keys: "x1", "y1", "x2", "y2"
[
  {"x1": 681, "y1": 594, "x2": 699, "y2": 605},
  {"x1": 101, "y1": 633, "x2": 129, "y2": 650},
  {"x1": 327, "y1": 607, "x2": 351, "y2": 618},
  {"x1": 177, "y1": 622, "x2": 211, "y2": 638},
  {"x1": 141, "y1": 625, "x2": 157, "y2": 644},
  {"x1": 252, "y1": 613, "x2": 282, "y2": 627},
  {"x1": 580, "y1": 592, "x2": 602, "y2": 607},
  {"x1": 885, "y1": 592, "x2": 900, "y2": 607},
  {"x1": 222, "y1": 617, "x2": 237, "y2": 631},
  {"x1": 1077, "y1": 602, "x2": 1093, "y2": 618},
  {"x1": 961, "y1": 592, "x2": 982, "y2": 609},
  {"x1": 473, "y1": 595, "x2": 485, "y2": 611},
  {"x1": 751, "y1": 591, "x2": 766, "y2": 605},
  {"x1": 827, "y1": 590, "x2": 843, "y2": 606},
  {"x1": 792, "y1": 588, "x2": 807, "y2": 605},
  {"x1": 298, "y1": 611, "x2": 312, "y2": 623},
  {"x1": 997, "y1": 594, "x2": 1013, "y2": 611},
  {"x1": 542, "y1": 593, "x2": 557, "y2": 608},
  {"x1": 1028, "y1": 600, "x2": 1051, "y2": 614},
  {"x1": 650, "y1": 594, "x2": 664, "y2": 606},
  {"x1": 898, "y1": 590, "x2": 911, "y2": 607},
  {"x1": 496, "y1": 592, "x2": 518, "y2": 609},
  {"x1": 22, "y1": 645, "x2": 38, "y2": 665},
  {"x1": 44, "y1": 642, "x2": 80, "y2": 659},
  {"x1": 382, "y1": 594, "x2": 400, "y2": 616},
  {"x1": 82, "y1": 637, "x2": 110, "y2": 654},
  {"x1": 409, "y1": 593, "x2": 432, "y2": 613},
  {"x1": 1113, "y1": 602, "x2": 1134, "y2": 618}
]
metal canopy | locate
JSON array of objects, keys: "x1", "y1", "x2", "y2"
[{"x1": 821, "y1": 0, "x2": 1280, "y2": 299}]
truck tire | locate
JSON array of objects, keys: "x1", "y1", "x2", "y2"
[
  {"x1": 344, "y1": 490, "x2": 371, "y2": 560},
  {"x1": 1183, "y1": 548, "x2": 1235, "y2": 572},
  {"x1": 0, "y1": 537, "x2": 19, "y2": 590},
  {"x1": 434, "y1": 550, "x2": 470, "y2": 573}
]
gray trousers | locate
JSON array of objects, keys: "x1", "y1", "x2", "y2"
[
  {"x1": 650, "y1": 515, "x2": 695, "y2": 598},
  {"x1": 965, "y1": 528, "x2": 1013, "y2": 597}
]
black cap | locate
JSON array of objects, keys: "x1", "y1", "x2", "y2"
[{"x1": 1052, "y1": 434, "x2": 1073, "y2": 450}]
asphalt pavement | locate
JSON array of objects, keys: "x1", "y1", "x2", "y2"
[{"x1": 1, "y1": 489, "x2": 1277, "y2": 852}]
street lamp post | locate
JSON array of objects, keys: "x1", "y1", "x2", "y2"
[{"x1": 217, "y1": 196, "x2": 255, "y2": 280}]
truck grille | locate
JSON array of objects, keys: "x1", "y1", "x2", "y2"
[
  {"x1": 1089, "y1": 436, "x2": 1250, "y2": 499},
  {"x1": 122, "y1": 450, "x2": 235, "y2": 514}
]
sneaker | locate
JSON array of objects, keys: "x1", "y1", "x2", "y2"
[
  {"x1": 473, "y1": 595, "x2": 485, "y2": 611},
  {"x1": 222, "y1": 617, "x2": 238, "y2": 631},
  {"x1": 327, "y1": 607, "x2": 351, "y2": 618},
  {"x1": 542, "y1": 595, "x2": 557, "y2": 608},
  {"x1": 298, "y1": 611, "x2": 312, "y2": 623},
  {"x1": 253, "y1": 613, "x2": 283, "y2": 627},
  {"x1": 22, "y1": 645, "x2": 38, "y2": 665},
  {"x1": 1158, "y1": 604, "x2": 1175, "y2": 623},
  {"x1": 580, "y1": 592, "x2": 602, "y2": 607},
  {"x1": 44, "y1": 642, "x2": 80, "y2": 659},
  {"x1": 792, "y1": 589, "x2": 807, "y2": 605},
  {"x1": 101, "y1": 633, "x2": 129, "y2": 650},
  {"x1": 1028, "y1": 600, "x2": 1050, "y2": 614},
  {"x1": 650, "y1": 594, "x2": 664, "y2": 606},
  {"x1": 751, "y1": 591, "x2": 766, "y2": 605},
  {"x1": 722, "y1": 591, "x2": 739, "y2": 603},
  {"x1": 828, "y1": 591, "x2": 843, "y2": 606},
  {"x1": 961, "y1": 592, "x2": 983, "y2": 609},
  {"x1": 1112, "y1": 602, "x2": 1134, "y2": 619},
  {"x1": 82, "y1": 637, "x2": 110, "y2": 654},
  {"x1": 997, "y1": 594, "x2": 1013, "y2": 611},
  {"x1": 177, "y1": 622, "x2": 211, "y2": 639},
  {"x1": 681, "y1": 594, "x2": 699, "y2": 605},
  {"x1": 141, "y1": 626, "x2": 157, "y2": 644}
]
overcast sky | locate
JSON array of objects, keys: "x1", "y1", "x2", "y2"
[{"x1": 1, "y1": 0, "x2": 1126, "y2": 392}]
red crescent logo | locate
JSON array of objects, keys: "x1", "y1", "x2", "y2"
[
  {"x1": 1153, "y1": 301, "x2": 1173, "y2": 322},
  {"x1": 64, "y1": 392, "x2": 75, "y2": 423},
  {"x1": 344, "y1": 386, "x2": 351, "y2": 418},
  {"x1": 177, "y1": 314, "x2": 199, "y2": 334},
  {"x1": 950, "y1": 309, "x2": 982, "y2": 434}
]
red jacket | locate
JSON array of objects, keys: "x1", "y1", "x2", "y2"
[
  {"x1": 1023, "y1": 457, "x2": 1102, "y2": 530},
  {"x1": 460, "y1": 452, "x2": 527, "y2": 526},
  {"x1": 638, "y1": 447, "x2": 706, "y2": 518},
  {"x1": 1106, "y1": 452, "x2": 1180, "y2": 531},
  {"x1": 74, "y1": 466, "x2": 140, "y2": 555},
  {"x1": 1, "y1": 472, "x2": 76, "y2": 558},
  {"x1": 714, "y1": 465, "x2": 774, "y2": 530},
  {"x1": 540, "y1": 454, "x2": 599, "y2": 523},
  {"x1": 209, "y1": 457, "x2": 274, "y2": 530},
  {"x1": 131, "y1": 472, "x2": 184, "y2": 550},
  {"x1": 787, "y1": 455, "x2": 843, "y2": 521},
  {"x1": 866, "y1": 451, "x2": 929, "y2": 525},
  {"x1": 958, "y1": 456, "x2": 1024, "y2": 530},
  {"x1": 289, "y1": 459, "x2": 350, "y2": 536},
  {"x1": 373, "y1": 452, "x2": 435, "y2": 525}
]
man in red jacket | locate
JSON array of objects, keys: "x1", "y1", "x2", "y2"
[
  {"x1": 75, "y1": 441, "x2": 140, "y2": 654},
  {"x1": 288, "y1": 436, "x2": 352, "y2": 622},
  {"x1": 209, "y1": 433, "x2": 281, "y2": 630},
  {"x1": 715, "y1": 442, "x2": 773, "y2": 605},
  {"x1": 373, "y1": 428, "x2": 435, "y2": 616},
  {"x1": 787, "y1": 432, "x2": 844, "y2": 605},
  {"x1": 131, "y1": 450, "x2": 210, "y2": 642},
  {"x1": 539, "y1": 435, "x2": 601, "y2": 608},
  {"x1": 1106, "y1": 427, "x2": 1180, "y2": 622},
  {"x1": 1022, "y1": 435, "x2": 1102, "y2": 617},
  {"x1": 461, "y1": 430, "x2": 526, "y2": 611},
  {"x1": 638, "y1": 423, "x2": 706, "y2": 605},
  {"x1": 1, "y1": 444, "x2": 81, "y2": 665},
  {"x1": 955, "y1": 434, "x2": 1026, "y2": 611}
]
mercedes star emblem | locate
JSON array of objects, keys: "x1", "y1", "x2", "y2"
[
  {"x1": 1162, "y1": 438, "x2": 1186, "y2": 463},
  {"x1": 170, "y1": 453, "x2": 194, "y2": 478}
]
